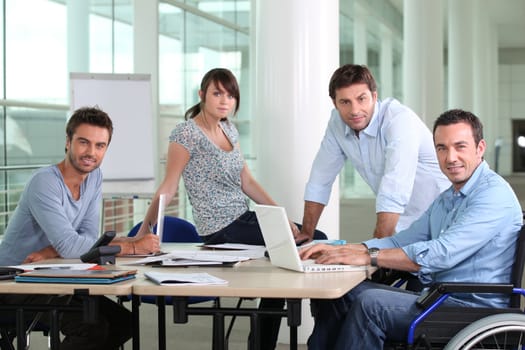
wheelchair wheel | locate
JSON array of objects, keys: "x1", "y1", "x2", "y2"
[{"x1": 444, "y1": 313, "x2": 525, "y2": 350}]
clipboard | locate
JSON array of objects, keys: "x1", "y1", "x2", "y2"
[{"x1": 15, "y1": 269, "x2": 137, "y2": 284}]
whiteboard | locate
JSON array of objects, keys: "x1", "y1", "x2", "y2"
[{"x1": 70, "y1": 73, "x2": 154, "y2": 181}]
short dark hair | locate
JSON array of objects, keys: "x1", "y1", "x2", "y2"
[
  {"x1": 328, "y1": 64, "x2": 377, "y2": 99},
  {"x1": 66, "y1": 106, "x2": 113, "y2": 144},
  {"x1": 185, "y1": 68, "x2": 241, "y2": 120},
  {"x1": 433, "y1": 109, "x2": 483, "y2": 145}
]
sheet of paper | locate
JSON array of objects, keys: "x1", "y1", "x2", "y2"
[
  {"x1": 145, "y1": 271, "x2": 228, "y2": 285},
  {"x1": 128, "y1": 249, "x2": 259, "y2": 265},
  {"x1": 10, "y1": 263, "x2": 98, "y2": 271}
]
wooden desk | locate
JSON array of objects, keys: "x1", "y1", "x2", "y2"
[
  {"x1": 0, "y1": 262, "x2": 134, "y2": 350},
  {"x1": 130, "y1": 257, "x2": 372, "y2": 350},
  {"x1": 0, "y1": 254, "x2": 372, "y2": 350}
]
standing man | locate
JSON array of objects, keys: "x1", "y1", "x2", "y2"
[
  {"x1": 300, "y1": 109, "x2": 523, "y2": 349},
  {"x1": 298, "y1": 64, "x2": 450, "y2": 242},
  {"x1": 0, "y1": 106, "x2": 159, "y2": 349}
]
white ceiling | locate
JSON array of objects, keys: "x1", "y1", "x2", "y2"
[{"x1": 389, "y1": 0, "x2": 525, "y2": 49}]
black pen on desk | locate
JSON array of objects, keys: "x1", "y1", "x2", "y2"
[{"x1": 34, "y1": 266, "x2": 71, "y2": 270}]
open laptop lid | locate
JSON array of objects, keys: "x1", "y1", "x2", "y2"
[
  {"x1": 156, "y1": 194, "x2": 166, "y2": 243},
  {"x1": 254, "y1": 204, "x2": 304, "y2": 272}
]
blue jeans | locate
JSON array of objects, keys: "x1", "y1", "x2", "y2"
[{"x1": 308, "y1": 280, "x2": 474, "y2": 350}]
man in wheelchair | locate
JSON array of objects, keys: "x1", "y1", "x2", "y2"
[{"x1": 300, "y1": 109, "x2": 523, "y2": 350}]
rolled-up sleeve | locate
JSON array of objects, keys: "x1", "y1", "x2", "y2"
[{"x1": 304, "y1": 112, "x2": 346, "y2": 205}]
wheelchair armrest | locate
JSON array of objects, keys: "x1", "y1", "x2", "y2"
[{"x1": 416, "y1": 282, "x2": 515, "y2": 309}]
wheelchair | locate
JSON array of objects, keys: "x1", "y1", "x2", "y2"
[{"x1": 388, "y1": 223, "x2": 525, "y2": 350}]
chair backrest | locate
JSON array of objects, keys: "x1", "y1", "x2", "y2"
[
  {"x1": 509, "y1": 223, "x2": 525, "y2": 307},
  {"x1": 127, "y1": 216, "x2": 202, "y2": 243}
]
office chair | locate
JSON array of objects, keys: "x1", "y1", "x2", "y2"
[
  {"x1": 385, "y1": 223, "x2": 525, "y2": 349},
  {"x1": 126, "y1": 216, "x2": 229, "y2": 348},
  {"x1": 0, "y1": 310, "x2": 50, "y2": 350}
]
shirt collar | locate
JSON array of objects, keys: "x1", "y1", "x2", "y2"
[{"x1": 454, "y1": 160, "x2": 488, "y2": 196}]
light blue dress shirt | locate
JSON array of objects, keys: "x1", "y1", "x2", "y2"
[
  {"x1": 305, "y1": 98, "x2": 450, "y2": 231},
  {"x1": 364, "y1": 161, "x2": 523, "y2": 307}
]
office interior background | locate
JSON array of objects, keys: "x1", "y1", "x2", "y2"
[{"x1": 0, "y1": 0, "x2": 524, "y2": 242}]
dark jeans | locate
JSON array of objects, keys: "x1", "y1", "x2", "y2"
[
  {"x1": 0, "y1": 294, "x2": 131, "y2": 350},
  {"x1": 203, "y1": 210, "x2": 328, "y2": 350}
]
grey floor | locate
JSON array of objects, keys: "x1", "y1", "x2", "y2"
[{"x1": 28, "y1": 297, "x2": 307, "y2": 349}]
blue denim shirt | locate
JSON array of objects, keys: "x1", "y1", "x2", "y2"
[
  {"x1": 364, "y1": 161, "x2": 523, "y2": 307},
  {"x1": 305, "y1": 98, "x2": 450, "y2": 231}
]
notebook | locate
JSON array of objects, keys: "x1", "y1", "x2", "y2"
[
  {"x1": 15, "y1": 269, "x2": 137, "y2": 284},
  {"x1": 254, "y1": 204, "x2": 367, "y2": 273}
]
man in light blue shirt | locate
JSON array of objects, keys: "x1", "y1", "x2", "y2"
[
  {"x1": 300, "y1": 109, "x2": 523, "y2": 349},
  {"x1": 298, "y1": 64, "x2": 449, "y2": 241}
]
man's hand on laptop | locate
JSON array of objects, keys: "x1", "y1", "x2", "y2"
[{"x1": 299, "y1": 243, "x2": 368, "y2": 265}]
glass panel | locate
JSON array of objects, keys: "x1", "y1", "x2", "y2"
[
  {"x1": 5, "y1": 0, "x2": 67, "y2": 104},
  {"x1": 0, "y1": 168, "x2": 38, "y2": 235},
  {"x1": 183, "y1": 0, "x2": 250, "y2": 26},
  {"x1": 6, "y1": 107, "x2": 67, "y2": 166},
  {"x1": 90, "y1": 0, "x2": 133, "y2": 73}
]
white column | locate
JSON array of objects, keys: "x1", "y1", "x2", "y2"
[
  {"x1": 66, "y1": 1, "x2": 89, "y2": 74},
  {"x1": 253, "y1": 0, "x2": 339, "y2": 344},
  {"x1": 380, "y1": 24, "x2": 393, "y2": 98},
  {"x1": 473, "y1": 4, "x2": 494, "y2": 163},
  {"x1": 403, "y1": 0, "x2": 444, "y2": 124},
  {"x1": 353, "y1": 3, "x2": 367, "y2": 65},
  {"x1": 448, "y1": 0, "x2": 474, "y2": 111},
  {"x1": 133, "y1": 0, "x2": 160, "y2": 184}
]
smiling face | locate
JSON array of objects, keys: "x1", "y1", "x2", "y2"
[
  {"x1": 434, "y1": 121, "x2": 486, "y2": 191},
  {"x1": 65, "y1": 123, "x2": 110, "y2": 175},
  {"x1": 332, "y1": 83, "x2": 377, "y2": 133}
]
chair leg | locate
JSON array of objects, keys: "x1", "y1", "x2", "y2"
[
  {"x1": 225, "y1": 298, "x2": 244, "y2": 341},
  {"x1": 0, "y1": 328, "x2": 15, "y2": 350}
]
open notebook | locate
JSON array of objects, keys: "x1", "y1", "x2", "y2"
[{"x1": 254, "y1": 204, "x2": 367, "y2": 273}]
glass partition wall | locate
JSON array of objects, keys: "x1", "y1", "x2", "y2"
[{"x1": 0, "y1": 0, "x2": 403, "y2": 236}]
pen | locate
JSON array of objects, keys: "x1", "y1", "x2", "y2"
[
  {"x1": 314, "y1": 239, "x2": 347, "y2": 245},
  {"x1": 34, "y1": 266, "x2": 71, "y2": 270}
]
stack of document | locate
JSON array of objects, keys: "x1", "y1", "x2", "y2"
[
  {"x1": 130, "y1": 246, "x2": 266, "y2": 267},
  {"x1": 145, "y1": 271, "x2": 228, "y2": 286}
]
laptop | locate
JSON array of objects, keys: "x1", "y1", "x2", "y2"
[
  {"x1": 254, "y1": 204, "x2": 367, "y2": 273},
  {"x1": 156, "y1": 193, "x2": 166, "y2": 242}
]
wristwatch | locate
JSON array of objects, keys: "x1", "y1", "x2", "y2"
[{"x1": 367, "y1": 247, "x2": 380, "y2": 267}]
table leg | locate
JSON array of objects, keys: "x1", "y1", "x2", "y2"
[
  {"x1": 132, "y1": 294, "x2": 141, "y2": 350},
  {"x1": 157, "y1": 297, "x2": 166, "y2": 350},
  {"x1": 212, "y1": 312, "x2": 225, "y2": 350},
  {"x1": 249, "y1": 313, "x2": 260, "y2": 350},
  {"x1": 286, "y1": 299, "x2": 302, "y2": 350},
  {"x1": 15, "y1": 308, "x2": 25, "y2": 350},
  {"x1": 50, "y1": 309, "x2": 60, "y2": 350}
]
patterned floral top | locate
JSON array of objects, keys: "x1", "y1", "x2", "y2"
[{"x1": 169, "y1": 118, "x2": 249, "y2": 236}]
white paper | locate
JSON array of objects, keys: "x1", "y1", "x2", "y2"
[
  {"x1": 145, "y1": 271, "x2": 228, "y2": 285},
  {"x1": 128, "y1": 249, "x2": 255, "y2": 265},
  {"x1": 10, "y1": 263, "x2": 97, "y2": 271}
]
